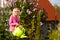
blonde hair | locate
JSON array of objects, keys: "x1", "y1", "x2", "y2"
[
  {"x1": 13, "y1": 7, "x2": 19, "y2": 11},
  {"x1": 12, "y1": 7, "x2": 21, "y2": 16}
]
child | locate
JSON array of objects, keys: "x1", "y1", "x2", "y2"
[
  {"x1": 9, "y1": 7, "x2": 27, "y2": 38},
  {"x1": 9, "y1": 7, "x2": 20, "y2": 32}
]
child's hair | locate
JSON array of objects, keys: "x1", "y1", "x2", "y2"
[{"x1": 13, "y1": 7, "x2": 19, "y2": 11}]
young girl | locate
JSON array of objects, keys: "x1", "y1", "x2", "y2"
[
  {"x1": 9, "y1": 7, "x2": 20, "y2": 32},
  {"x1": 9, "y1": 7, "x2": 27, "y2": 38}
]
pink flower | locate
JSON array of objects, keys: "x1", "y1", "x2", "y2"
[
  {"x1": 27, "y1": 9, "x2": 29, "y2": 12},
  {"x1": 36, "y1": 3, "x2": 38, "y2": 6},
  {"x1": 3, "y1": 10, "x2": 8, "y2": 14},
  {"x1": 30, "y1": 0, "x2": 35, "y2": 5},
  {"x1": 24, "y1": 0, "x2": 26, "y2": 3},
  {"x1": 30, "y1": 0, "x2": 33, "y2": 3},
  {"x1": 28, "y1": 11, "x2": 32, "y2": 14},
  {"x1": 34, "y1": 3, "x2": 38, "y2": 7},
  {"x1": 32, "y1": 15, "x2": 35, "y2": 18},
  {"x1": 33, "y1": 8, "x2": 37, "y2": 11},
  {"x1": 26, "y1": 9, "x2": 32, "y2": 14}
]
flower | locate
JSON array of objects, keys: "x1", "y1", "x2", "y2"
[
  {"x1": 32, "y1": 15, "x2": 35, "y2": 18},
  {"x1": 26, "y1": 9, "x2": 29, "y2": 13},
  {"x1": 33, "y1": 8, "x2": 37, "y2": 11},
  {"x1": 36, "y1": 3, "x2": 38, "y2": 6},
  {"x1": 40, "y1": 22, "x2": 43, "y2": 26},
  {"x1": 4, "y1": 0, "x2": 12, "y2": 7},
  {"x1": 22, "y1": 6, "x2": 24, "y2": 9},
  {"x1": 30, "y1": 0, "x2": 33, "y2": 3},
  {"x1": 24, "y1": 0, "x2": 26, "y2": 3},
  {"x1": 26, "y1": 9, "x2": 32, "y2": 14},
  {"x1": 30, "y1": 3, "x2": 32, "y2": 5},
  {"x1": 28, "y1": 11, "x2": 32, "y2": 14},
  {"x1": 4, "y1": 10, "x2": 8, "y2": 14},
  {"x1": 34, "y1": 3, "x2": 38, "y2": 7}
]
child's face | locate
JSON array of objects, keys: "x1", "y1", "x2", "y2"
[{"x1": 13, "y1": 8, "x2": 20, "y2": 16}]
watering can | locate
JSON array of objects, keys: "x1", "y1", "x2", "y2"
[{"x1": 12, "y1": 25, "x2": 28, "y2": 38}]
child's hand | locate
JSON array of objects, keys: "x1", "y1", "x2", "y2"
[
  {"x1": 19, "y1": 25, "x2": 23, "y2": 28},
  {"x1": 16, "y1": 23, "x2": 19, "y2": 26},
  {"x1": 15, "y1": 23, "x2": 19, "y2": 27}
]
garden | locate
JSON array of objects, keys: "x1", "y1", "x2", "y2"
[{"x1": 0, "y1": 0, "x2": 60, "y2": 40}]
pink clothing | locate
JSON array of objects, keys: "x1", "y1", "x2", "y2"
[{"x1": 9, "y1": 15, "x2": 20, "y2": 32}]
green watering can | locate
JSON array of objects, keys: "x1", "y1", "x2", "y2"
[{"x1": 12, "y1": 25, "x2": 28, "y2": 38}]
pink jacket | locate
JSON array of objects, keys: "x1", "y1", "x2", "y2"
[{"x1": 9, "y1": 15, "x2": 20, "y2": 32}]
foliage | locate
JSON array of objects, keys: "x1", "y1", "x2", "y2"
[{"x1": 0, "y1": 0, "x2": 40, "y2": 40}]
